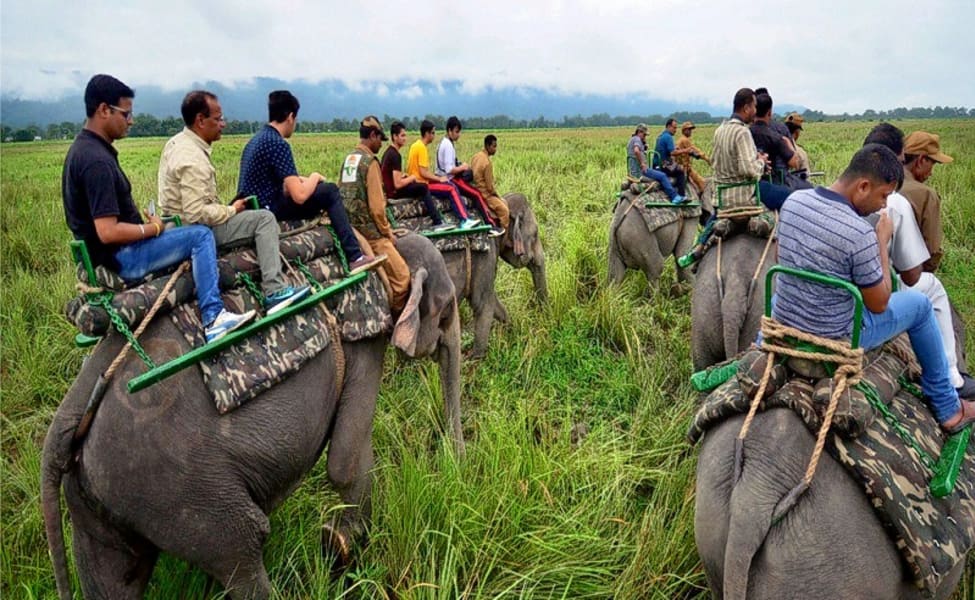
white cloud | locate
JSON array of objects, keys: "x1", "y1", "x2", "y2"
[{"x1": 1, "y1": 0, "x2": 973, "y2": 113}]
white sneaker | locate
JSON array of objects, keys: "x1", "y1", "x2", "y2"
[
  {"x1": 459, "y1": 218, "x2": 481, "y2": 230},
  {"x1": 205, "y1": 308, "x2": 257, "y2": 344},
  {"x1": 432, "y1": 222, "x2": 455, "y2": 232}
]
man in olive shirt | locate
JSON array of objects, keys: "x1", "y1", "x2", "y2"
[
  {"x1": 339, "y1": 116, "x2": 409, "y2": 312},
  {"x1": 469, "y1": 134, "x2": 510, "y2": 232},
  {"x1": 900, "y1": 131, "x2": 953, "y2": 272},
  {"x1": 158, "y1": 90, "x2": 308, "y2": 314},
  {"x1": 675, "y1": 121, "x2": 710, "y2": 196}
]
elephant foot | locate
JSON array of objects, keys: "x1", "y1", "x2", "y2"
[
  {"x1": 669, "y1": 281, "x2": 692, "y2": 297},
  {"x1": 321, "y1": 515, "x2": 366, "y2": 574}
]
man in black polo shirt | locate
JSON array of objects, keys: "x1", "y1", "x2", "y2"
[
  {"x1": 749, "y1": 93, "x2": 810, "y2": 191},
  {"x1": 62, "y1": 74, "x2": 254, "y2": 343}
]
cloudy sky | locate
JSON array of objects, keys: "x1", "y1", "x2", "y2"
[{"x1": 2, "y1": 0, "x2": 973, "y2": 114}]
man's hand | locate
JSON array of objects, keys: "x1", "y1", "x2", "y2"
[
  {"x1": 875, "y1": 210, "x2": 893, "y2": 246},
  {"x1": 231, "y1": 198, "x2": 248, "y2": 213}
]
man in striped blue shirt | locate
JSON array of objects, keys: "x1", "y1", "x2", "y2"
[{"x1": 774, "y1": 144, "x2": 974, "y2": 433}]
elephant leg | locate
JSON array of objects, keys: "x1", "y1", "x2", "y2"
[
  {"x1": 71, "y1": 519, "x2": 158, "y2": 600},
  {"x1": 470, "y1": 291, "x2": 498, "y2": 359},
  {"x1": 493, "y1": 296, "x2": 509, "y2": 324},
  {"x1": 439, "y1": 301, "x2": 465, "y2": 455}
]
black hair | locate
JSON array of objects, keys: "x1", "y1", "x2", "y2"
[
  {"x1": 446, "y1": 115, "x2": 462, "y2": 132},
  {"x1": 84, "y1": 74, "x2": 135, "y2": 118},
  {"x1": 181, "y1": 90, "x2": 216, "y2": 127},
  {"x1": 863, "y1": 123, "x2": 904, "y2": 156},
  {"x1": 665, "y1": 118, "x2": 677, "y2": 127},
  {"x1": 268, "y1": 90, "x2": 299, "y2": 123},
  {"x1": 733, "y1": 88, "x2": 755, "y2": 113},
  {"x1": 420, "y1": 119, "x2": 435, "y2": 136},
  {"x1": 755, "y1": 93, "x2": 773, "y2": 118},
  {"x1": 484, "y1": 134, "x2": 497, "y2": 147},
  {"x1": 841, "y1": 143, "x2": 904, "y2": 189},
  {"x1": 754, "y1": 87, "x2": 769, "y2": 96},
  {"x1": 390, "y1": 120, "x2": 406, "y2": 136}
]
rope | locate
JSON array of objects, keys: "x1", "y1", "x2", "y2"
[
  {"x1": 738, "y1": 316, "x2": 865, "y2": 488},
  {"x1": 76, "y1": 281, "x2": 106, "y2": 295},
  {"x1": 747, "y1": 211, "x2": 778, "y2": 298},
  {"x1": 717, "y1": 205, "x2": 765, "y2": 220}
]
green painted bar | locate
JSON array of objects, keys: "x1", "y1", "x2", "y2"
[
  {"x1": 765, "y1": 265, "x2": 864, "y2": 349},
  {"x1": 930, "y1": 425, "x2": 971, "y2": 498},
  {"x1": 421, "y1": 224, "x2": 492, "y2": 239},
  {"x1": 126, "y1": 272, "x2": 368, "y2": 393}
]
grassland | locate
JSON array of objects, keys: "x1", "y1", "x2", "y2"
[{"x1": 2, "y1": 120, "x2": 973, "y2": 598}]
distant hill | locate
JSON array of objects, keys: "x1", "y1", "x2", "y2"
[{"x1": 1, "y1": 78, "x2": 774, "y2": 128}]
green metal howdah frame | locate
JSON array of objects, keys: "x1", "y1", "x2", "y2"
[{"x1": 690, "y1": 264, "x2": 969, "y2": 497}]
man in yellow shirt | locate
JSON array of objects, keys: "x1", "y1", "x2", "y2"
[
  {"x1": 469, "y1": 134, "x2": 510, "y2": 232},
  {"x1": 406, "y1": 119, "x2": 479, "y2": 230}
]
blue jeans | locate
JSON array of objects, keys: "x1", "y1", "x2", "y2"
[
  {"x1": 272, "y1": 182, "x2": 364, "y2": 262},
  {"x1": 642, "y1": 168, "x2": 678, "y2": 199},
  {"x1": 114, "y1": 225, "x2": 223, "y2": 326},
  {"x1": 860, "y1": 290, "x2": 960, "y2": 423},
  {"x1": 757, "y1": 180, "x2": 792, "y2": 211}
]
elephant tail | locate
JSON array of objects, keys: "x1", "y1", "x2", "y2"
[
  {"x1": 721, "y1": 288, "x2": 746, "y2": 362},
  {"x1": 41, "y1": 409, "x2": 79, "y2": 599},
  {"x1": 721, "y1": 469, "x2": 777, "y2": 600}
]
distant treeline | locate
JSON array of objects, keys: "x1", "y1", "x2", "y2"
[{"x1": 4, "y1": 106, "x2": 973, "y2": 142}]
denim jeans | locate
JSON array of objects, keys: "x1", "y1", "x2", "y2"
[
  {"x1": 272, "y1": 182, "x2": 363, "y2": 262},
  {"x1": 860, "y1": 289, "x2": 960, "y2": 423},
  {"x1": 757, "y1": 180, "x2": 792, "y2": 211},
  {"x1": 642, "y1": 168, "x2": 678, "y2": 199},
  {"x1": 114, "y1": 224, "x2": 223, "y2": 326},
  {"x1": 393, "y1": 182, "x2": 445, "y2": 224}
]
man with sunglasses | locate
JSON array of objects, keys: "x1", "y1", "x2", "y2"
[
  {"x1": 63, "y1": 75, "x2": 255, "y2": 343},
  {"x1": 158, "y1": 90, "x2": 308, "y2": 316}
]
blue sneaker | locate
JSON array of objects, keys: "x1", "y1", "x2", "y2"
[
  {"x1": 432, "y1": 222, "x2": 455, "y2": 232},
  {"x1": 264, "y1": 285, "x2": 311, "y2": 316},
  {"x1": 205, "y1": 308, "x2": 257, "y2": 344},
  {"x1": 459, "y1": 218, "x2": 481, "y2": 230},
  {"x1": 670, "y1": 195, "x2": 688, "y2": 205}
]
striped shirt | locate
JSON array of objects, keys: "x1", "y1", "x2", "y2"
[
  {"x1": 773, "y1": 186, "x2": 883, "y2": 339},
  {"x1": 711, "y1": 116, "x2": 765, "y2": 206}
]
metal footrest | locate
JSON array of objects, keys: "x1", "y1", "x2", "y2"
[
  {"x1": 930, "y1": 425, "x2": 971, "y2": 498},
  {"x1": 126, "y1": 272, "x2": 367, "y2": 393},
  {"x1": 421, "y1": 224, "x2": 492, "y2": 239}
]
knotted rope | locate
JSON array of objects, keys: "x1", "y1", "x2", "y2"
[{"x1": 735, "y1": 315, "x2": 865, "y2": 522}]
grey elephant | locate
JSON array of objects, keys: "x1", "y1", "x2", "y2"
[
  {"x1": 691, "y1": 233, "x2": 777, "y2": 371},
  {"x1": 607, "y1": 179, "x2": 711, "y2": 292},
  {"x1": 42, "y1": 233, "x2": 461, "y2": 600},
  {"x1": 439, "y1": 192, "x2": 547, "y2": 358},
  {"x1": 694, "y1": 408, "x2": 966, "y2": 599}
]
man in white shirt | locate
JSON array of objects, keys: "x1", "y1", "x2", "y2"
[{"x1": 436, "y1": 116, "x2": 504, "y2": 237}]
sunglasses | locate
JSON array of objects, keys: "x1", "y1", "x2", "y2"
[{"x1": 109, "y1": 105, "x2": 134, "y2": 120}]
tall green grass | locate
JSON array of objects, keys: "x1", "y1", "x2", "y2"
[{"x1": 2, "y1": 120, "x2": 972, "y2": 598}]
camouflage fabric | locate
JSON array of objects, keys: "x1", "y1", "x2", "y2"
[
  {"x1": 384, "y1": 195, "x2": 490, "y2": 253},
  {"x1": 615, "y1": 184, "x2": 701, "y2": 235},
  {"x1": 689, "y1": 342, "x2": 975, "y2": 596}
]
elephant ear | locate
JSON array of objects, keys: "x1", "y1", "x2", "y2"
[{"x1": 392, "y1": 266, "x2": 429, "y2": 357}]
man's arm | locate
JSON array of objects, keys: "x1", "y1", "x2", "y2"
[
  {"x1": 93, "y1": 214, "x2": 165, "y2": 245},
  {"x1": 392, "y1": 168, "x2": 417, "y2": 189},
  {"x1": 283, "y1": 173, "x2": 324, "y2": 204},
  {"x1": 419, "y1": 165, "x2": 446, "y2": 183},
  {"x1": 917, "y1": 190, "x2": 944, "y2": 271},
  {"x1": 861, "y1": 212, "x2": 892, "y2": 314},
  {"x1": 366, "y1": 162, "x2": 392, "y2": 238},
  {"x1": 779, "y1": 136, "x2": 799, "y2": 170},
  {"x1": 172, "y1": 163, "x2": 236, "y2": 226}
]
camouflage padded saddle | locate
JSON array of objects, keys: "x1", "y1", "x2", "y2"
[
  {"x1": 386, "y1": 195, "x2": 490, "y2": 254},
  {"x1": 65, "y1": 223, "x2": 392, "y2": 414},
  {"x1": 688, "y1": 339, "x2": 975, "y2": 596},
  {"x1": 615, "y1": 180, "x2": 701, "y2": 233}
]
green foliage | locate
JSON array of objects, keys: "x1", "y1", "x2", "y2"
[{"x1": 1, "y1": 121, "x2": 973, "y2": 598}]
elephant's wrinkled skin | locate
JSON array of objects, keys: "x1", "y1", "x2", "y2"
[
  {"x1": 440, "y1": 192, "x2": 546, "y2": 358},
  {"x1": 42, "y1": 236, "x2": 460, "y2": 600},
  {"x1": 695, "y1": 408, "x2": 964, "y2": 599},
  {"x1": 691, "y1": 233, "x2": 776, "y2": 370}
]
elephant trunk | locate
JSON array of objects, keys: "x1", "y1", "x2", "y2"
[
  {"x1": 438, "y1": 299, "x2": 465, "y2": 456},
  {"x1": 529, "y1": 252, "x2": 548, "y2": 304}
]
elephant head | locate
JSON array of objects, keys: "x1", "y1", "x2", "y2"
[
  {"x1": 391, "y1": 232, "x2": 464, "y2": 455},
  {"x1": 500, "y1": 192, "x2": 547, "y2": 304}
]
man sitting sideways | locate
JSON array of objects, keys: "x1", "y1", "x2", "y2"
[
  {"x1": 862, "y1": 123, "x2": 975, "y2": 397},
  {"x1": 675, "y1": 121, "x2": 710, "y2": 196},
  {"x1": 158, "y1": 90, "x2": 309, "y2": 315},
  {"x1": 626, "y1": 123, "x2": 686, "y2": 204},
  {"x1": 407, "y1": 119, "x2": 480, "y2": 230},
  {"x1": 652, "y1": 118, "x2": 690, "y2": 198},
  {"x1": 773, "y1": 143, "x2": 974, "y2": 433},
  {"x1": 436, "y1": 116, "x2": 505, "y2": 237},
  {"x1": 380, "y1": 120, "x2": 452, "y2": 232},
  {"x1": 900, "y1": 131, "x2": 953, "y2": 273},
  {"x1": 64, "y1": 74, "x2": 255, "y2": 343},
  {"x1": 469, "y1": 134, "x2": 510, "y2": 234},
  {"x1": 237, "y1": 90, "x2": 386, "y2": 276},
  {"x1": 339, "y1": 116, "x2": 410, "y2": 313}
]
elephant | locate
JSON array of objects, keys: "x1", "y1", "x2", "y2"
[
  {"x1": 608, "y1": 179, "x2": 713, "y2": 293},
  {"x1": 438, "y1": 192, "x2": 546, "y2": 359},
  {"x1": 691, "y1": 233, "x2": 777, "y2": 371},
  {"x1": 694, "y1": 408, "x2": 966, "y2": 599},
  {"x1": 41, "y1": 232, "x2": 461, "y2": 600}
]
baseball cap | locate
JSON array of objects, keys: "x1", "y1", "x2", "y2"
[
  {"x1": 903, "y1": 131, "x2": 953, "y2": 163},
  {"x1": 635, "y1": 123, "x2": 648, "y2": 133},
  {"x1": 361, "y1": 115, "x2": 388, "y2": 141},
  {"x1": 680, "y1": 121, "x2": 696, "y2": 131}
]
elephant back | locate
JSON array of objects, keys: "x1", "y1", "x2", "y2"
[
  {"x1": 386, "y1": 195, "x2": 491, "y2": 254},
  {"x1": 615, "y1": 180, "x2": 700, "y2": 234},
  {"x1": 689, "y1": 337, "x2": 975, "y2": 596}
]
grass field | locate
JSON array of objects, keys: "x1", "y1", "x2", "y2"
[{"x1": 2, "y1": 120, "x2": 973, "y2": 598}]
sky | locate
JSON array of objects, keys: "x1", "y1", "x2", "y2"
[{"x1": 2, "y1": 0, "x2": 974, "y2": 115}]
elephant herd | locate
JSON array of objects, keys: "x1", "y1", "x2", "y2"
[{"x1": 42, "y1": 186, "x2": 969, "y2": 598}]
